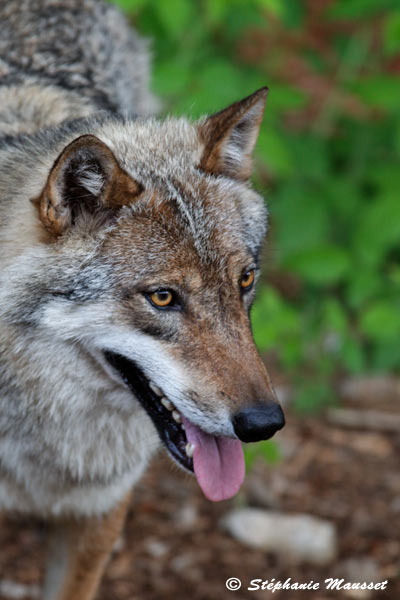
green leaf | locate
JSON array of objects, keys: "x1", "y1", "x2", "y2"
[
  {"x1": 395, "y1": 120, "x2": 400, "y2": 157},
  {"x1": 326, "y1": 178, "x2": 360, "y2": 222},
  {"x1": 321, "y1": 298, "x2": 348, "y2": 334},
  {"x1": 372, "y1": 340, "x2": 400, "y2": 371},
  {"x1": 341, "y1": 338, "x2": 366, "y2": 373},
  {"x1": 329, "y1": 0, "x2": 398, "y2": 20},
  {"x1": 258, "y1": 440, "x2": 281, "y2": 463},
  {"x1": 284, "y1": 246, "x2": 351, "y2": 286},
  {"x1": 265, "y1": 85, "x2": 307, "y2": 113},
  {"x1": 205, "y1": 0, "x2": 228, "y2": 23},
  {"x1": 354, "y1": 191, "x2": 400, "y2": 267},
  {"x1": 257, "y1": 128, "x2": 294, "y2": 176},
  {"x1": 170, "y1": 60, "x2": 249, "y2": 117},
  {"x1": 287, "y1": 136, "x2": 328, "y2": 180},
  {"x1": 351, "y1": 76, "x2": 400, "y2": 111},
  {"x1": 294, "y1": 381, "x2": 335, "y2": 414},
  {"x1": 257, "y1": 0, "x2": 284, "y2": 18},
  {"x1": 360, "y1": 301, "x2": 400, "y2": 342},
  {"x1": 153, "y1": 60, "x2": 191, "y2": 97},
  {"x1": 154, "y1": 0, "x2": 194, "y2": 38},
  {"x1": 251, "y1": 287, "x2": 300, "y2": 352},
  {"x1": 272, "y1": 184, "x2": 330, "y2": 261},
  {"x1": 384, "y1": 12, "x2": 400, "y2": 55},
  {"x1": 346, "y1": 270, "x2": 383, "y2": 308},
  {"x1": 244, "y1": 440, "x2": 281, "y2": 471}
]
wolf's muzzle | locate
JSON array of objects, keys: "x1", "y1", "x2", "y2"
[{"x1": 232, "y1": 404, "x2": 285, "y2": 443}]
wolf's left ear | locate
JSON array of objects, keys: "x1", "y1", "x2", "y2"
[
  {"x1": 33, "y1": 134, "x2": 141, "y2": 236},
  {"x1": 198, "y1": 87, "x2": 268, "y2": 180}
]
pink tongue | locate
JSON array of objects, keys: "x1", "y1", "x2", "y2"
[{"x1": 182, "y1": 416, "x2": 245, "y2": 502}]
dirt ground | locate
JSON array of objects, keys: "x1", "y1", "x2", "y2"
[{"x1": 0, "y1": 392, "x2": 399, "y2": 600}]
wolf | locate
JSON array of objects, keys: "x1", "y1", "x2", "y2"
[{"x1": 0, "y1": 0, "x2": 285, "y2": 598}]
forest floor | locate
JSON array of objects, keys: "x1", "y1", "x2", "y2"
[{"x1": 0, "y1": 385, "x2": 399, "y2": 600}]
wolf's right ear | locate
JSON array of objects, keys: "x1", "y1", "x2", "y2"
[
  {"x1": 32, "y1": 135, "x2": 142, "y2": 236},
  {"x1": 198, "y1": 87, "x2": 268, "y2": 181}
]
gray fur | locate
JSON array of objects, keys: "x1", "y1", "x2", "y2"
[
  {"x1": 0, "y1": 0, "x2": 158, "y2": 130},
  {"x1": 0, "y1": 0, "x2": 269, "y2": 527}
]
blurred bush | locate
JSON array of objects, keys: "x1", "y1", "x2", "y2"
[{"x1": 110, "y1": 0, "x2": 400, "y2": 412}]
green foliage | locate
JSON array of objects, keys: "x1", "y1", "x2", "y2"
[
  {"x1": 109, "y1": 0, "x2": 400, "y2": 417},
  {"x1": 244, "y1": 439, "x2": 282, "y2": 471},
  {"x1": 384, "y1": 11, "x2": 400, "y2": 55}
]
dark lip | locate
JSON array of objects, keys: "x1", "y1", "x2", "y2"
[{"x1": 104, "y1": 350, "x2": 193, "y2": 472}]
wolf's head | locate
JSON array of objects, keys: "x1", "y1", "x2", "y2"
[{"x1": 30, "y1": 88, "x2": 284, "y2": 500}]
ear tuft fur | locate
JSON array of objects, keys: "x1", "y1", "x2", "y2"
[{"x1": 73, "y1": 156, "x2": 105, "y2": 198}]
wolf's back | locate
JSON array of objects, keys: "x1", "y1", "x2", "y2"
[{"x1": 0, "y1": 0, "x2": 157, "y2": 136}]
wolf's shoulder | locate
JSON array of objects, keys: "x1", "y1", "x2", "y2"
[{"x1": 0, "y1": 0, "x2": 157, "y2": 126}]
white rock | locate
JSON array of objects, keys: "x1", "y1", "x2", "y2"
[
  {"x1": 344, "y1": 588, "x2": 372, "y2": 599},
  {"x1": 222, "y1": 508, "x2": 337, "y2": 566},
  {"x1": 145, "y1": 538, "x2": 169, "y2": 558},
  {"x1": 112, "y1": 534, "x2": 125, "y2": 554},
  {"x1": 341, "y1": 557, "x2": 380, "y2": 581},
  {"x1": 339, "y1": 557, "x2": 381, "y2": 599},
  {"x1": 174, "y1": 503, "x2": 198, "y2": 528},
  {"x1": 0, "y1": 580, "x2": 40, "y2": 599}
]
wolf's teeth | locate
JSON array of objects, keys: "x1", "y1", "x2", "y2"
[
  {"x1": 161, "y1": 397, "x2": 173, "y2": 411},
  {"x1": 172, "y1": 410, "x2": 182, "y2": 423},
  {"x1": 149, "y1": 382, "x2": 163, "y2": 397},
  {"x1": 185, "y1": 443, "x2": 195, "y2": 458}
]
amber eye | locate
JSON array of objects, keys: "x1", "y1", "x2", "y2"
[
  {"x1": 149, "y1": 289, "x2": 174, "y2": 308},
  {"x1": 240, "y1": 269, "x2": 255, "y2": 291}
]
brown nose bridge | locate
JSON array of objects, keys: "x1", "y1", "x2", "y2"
[
  {"x1": 240, "y1": 340, "x2": 276, "y2": 402},
  {"x1": 218, "y1": 328, "x2": 277, "y2": 407}
]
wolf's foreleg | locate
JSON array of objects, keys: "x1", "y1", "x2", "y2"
[{"x1": 42, "y1": 492, "x2": 131, "y2": 600}]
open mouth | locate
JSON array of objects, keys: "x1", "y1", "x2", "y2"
[
  {"x1": 104, "y1": 350, "x2": 246, "y2": 503},
  {"x1": 104, "y1": 350, "x2": 194, "y2": 472}
]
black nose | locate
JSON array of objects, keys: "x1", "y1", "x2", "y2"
[{"x1": 232, "y1": 404, "x2": 285, "y2": 443}]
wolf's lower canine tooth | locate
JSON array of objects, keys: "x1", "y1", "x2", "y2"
[
  {"x1": 172, "y1": 410, "x2": 182, "y2": 423},
  {"x1": 149, "y1": 382, "x2": 163, "y2": 397},
  {"x1": 161, "y1": 397, "x2": 173, "y2": 411},
  {"x1": 185, "y1": 443, "x2": 195, "y2": 458}
]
